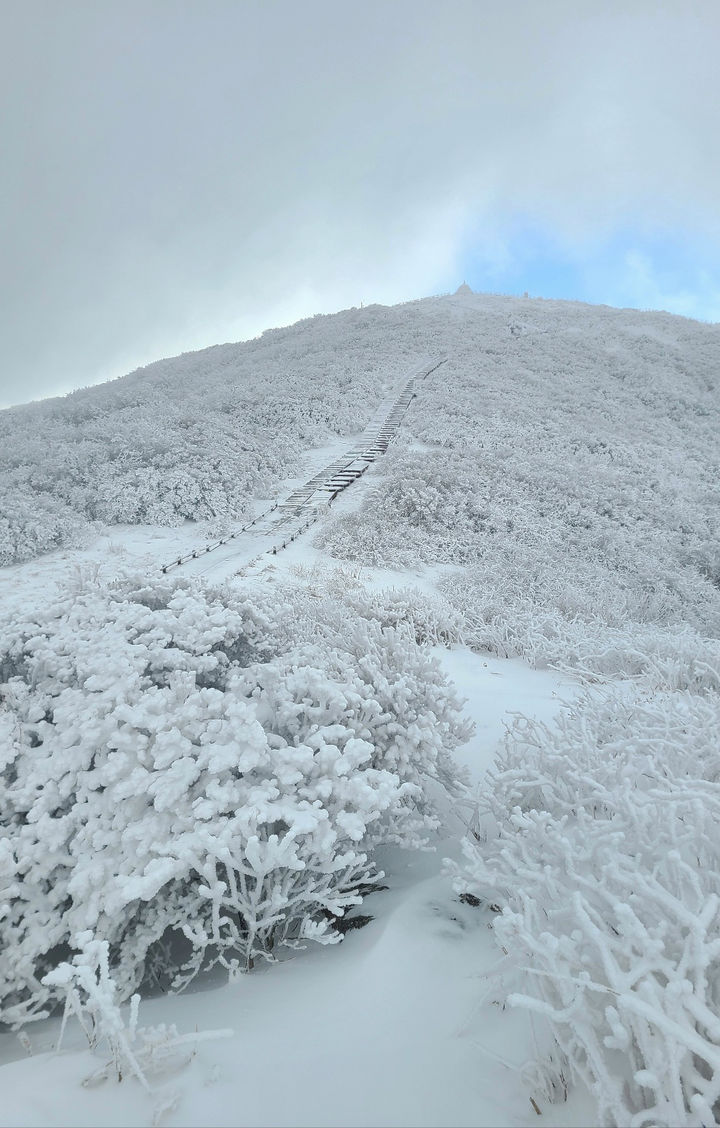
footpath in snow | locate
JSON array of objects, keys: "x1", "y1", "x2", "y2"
[{"x1": 165, "y1": 358, "x2": 445, "y2": 585}]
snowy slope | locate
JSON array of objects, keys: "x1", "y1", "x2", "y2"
[
  {"x1": 1, "y1": 289, "x2": 719, "y2": 1128},
  {"x1": 2, "y1": 289, "x2": 718, "y2": 572}
]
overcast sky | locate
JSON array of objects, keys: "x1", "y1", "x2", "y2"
[{"x1": 1, "y1": 0, "x2": 719, "y2": 407}]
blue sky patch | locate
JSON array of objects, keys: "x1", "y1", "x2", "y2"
[{"x1": 456, "y1": 221, "x2": 720, "y2": 323}]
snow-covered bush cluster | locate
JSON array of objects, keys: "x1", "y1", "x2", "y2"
[
  {"x1": 319, "y1": 294, "x2": 720, "y2": 659},
  {"x1": 0, "y1": 304, "x2": 437, "y2": 564},
  {"x1": 0, "y1": 572, "x2": 470, "y2": 1027},
  {"x1": 446, "y1": 578, "x2": 720, "y2": 683},
  {"x1": 455, "y1": 679, "x2": 720, "y2": 1127},
  {"x1": 284, "y1": 562, "x2": 466, "y2": 648}
]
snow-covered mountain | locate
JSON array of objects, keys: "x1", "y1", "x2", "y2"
[
  {"x1": 1, "y1": 290, "x2": 719, "y2": 1128},
  {"x1": 2, "y1": 290, "x2": 718, "y2": 569}
]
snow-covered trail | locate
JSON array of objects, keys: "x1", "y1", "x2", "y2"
[{"x1": 166, "y1": 358, "x2": 446, "y2": 585}]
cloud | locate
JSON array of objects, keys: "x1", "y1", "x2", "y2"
[{"x1": 1, "y1": 0, "x2": 719, "y2": 405}]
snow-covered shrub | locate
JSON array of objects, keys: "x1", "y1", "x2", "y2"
[
  {"x1": 283, "y1": 564, "x2": 465, "y2": 648},
  {"x1": 321, "y1": 444, "x2": 720, "y2": 645},
  {"x1": 43, "y1": 930, "x2": 231, "y2": 1093},
  {"x1": 319, "y1": 453, "x2": 488, "y2": 568},
  {"x1": 0, "y1": 572, "x2": 469, "y2": 1026},
  {"x1": 446, "y1": 575, "x2": 720, "y2": 685},
  {"x1": 44, "y1": 931, "x2": 143, "y2": 1064},
  {"x1": 455, "y1": 687, "x2": 720, "y2": 1127},
  {"x1": 349, "y1": 584, "x2": 465, "y2": 648},
  {"x1": 0, "y1": 491, "x2": 89, "y2": 566}
]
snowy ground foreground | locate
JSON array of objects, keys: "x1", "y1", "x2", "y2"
[{"x1": 0, "y1": 637, "x2": 588, "y2": 1128}]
